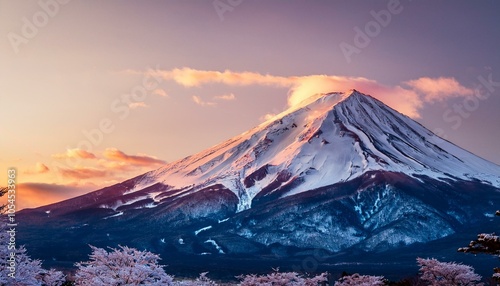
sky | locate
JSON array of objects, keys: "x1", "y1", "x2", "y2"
[{"x1": 1, "y1": 0, "x2": 499, "y2": 210}]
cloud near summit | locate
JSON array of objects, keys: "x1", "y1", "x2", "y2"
[{"x1": 148, "y1": 67, "x2": 475, "y2": 118}]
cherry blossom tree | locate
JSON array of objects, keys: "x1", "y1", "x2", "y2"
[
  {"x1": 0, "y1": 217, "x2": 65, "y2": 286},
  {"x1": 334, "y1": 273, "x2": 386, "y2": 286},
  {"x1": 74, "y1": 245, "x2": 174, "y2": 286},
  {"x1": 459, "y1": 211, "x2": 500, "y2": 282},
  {"x1": 0, "y1": 246, "x2": 43, "y2": 286},
  {"x1": 237, "y1": 269, "x2": 327, "y2": 286},
  {"x1": 0, "y1": 187, "x2": 7, "y2": 214},
  {"x1": 459, "y1": 212, "x2": 500, "y2": 256},
  {"x1": 40, "y1": 268, "x2": 66, "y2": 286},
  {"x1": 0, "y1": 246, "x2": 65, "y2": 286},
  {"x1": 175, "y1": 272, "x2": 217, "y2": 286},
  {"x1": 417, "y1": 257, "x2": 483, "y2": 286}
]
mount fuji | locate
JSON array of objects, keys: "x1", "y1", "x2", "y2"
[{"x1": 18, "y1": 90, "x2": 500, "y2": 277}]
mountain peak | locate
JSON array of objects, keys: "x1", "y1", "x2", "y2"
[
  {"x1": 279, "y1": 90, "x2": 370, "y2": 122},
  {"x1": 345, "y1": 88, "x2": 360, "y2": 95},
  {"x1": 305, "y1": 89, "x2": 370, "y2": 108},
  {"x1": 339, "y1": 89, "x2": 372, "y2": 102}
]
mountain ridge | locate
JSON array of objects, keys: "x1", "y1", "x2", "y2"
[
  {"x1": 17, "y1": 89, "x2": 500, "y2": 277},
  {"x1": 24, "y1": 89, "x2": 499, "y2": 214}
]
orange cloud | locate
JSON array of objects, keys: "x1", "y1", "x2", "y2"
[
  {"x1": 152, "y1": 88, "x2": 168, "y2": 97},
  {"x1": 405, "y1": 77, "x2": 474, "y2": 102},
  {"x1": 139, "y1": 67, "x2": 475, "y2": 118},
  {"x1": 103, "y1": 148, "x2": 166, "y2": 166},
  {"x1": 286, "y1": 75, "x2": 424, "y2": 118},
  {"x1": 151, "y1": 67, "x2": 293, "y2": 87},
  {"x1": 59, "y1": 166, "x2": 108, "y2": 179},
  {"x1": 50, "y1": 148, "x2": 165, "y2": 184},
  {"x1": 52, "y1": 148, "x2": 97, "y2": 160},
  {"x1": 24, "y1": 162, "x2": 50, "y2": 175},
  {"x1": 286, "y1": 75, "x2": 375, "y2": 106},
  {"x1": 97, "y1": 159, "x2": 135, "y2": 172},
  {"x1": 0, "y1": 182, "x2": 94, "y2": 210},
  {"x1": 259, "y1": 113, "x2": 278, "y2": 122}
]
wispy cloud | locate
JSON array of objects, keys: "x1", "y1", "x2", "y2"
[
  {"x1": 103, "y1": 148, "x2": 166, "y2": 166},
  {"x1": 144, "y1": 67, "x2": 475, "y2": 118},
  {"x1": 97, "y1": 159, "x2": 134, "y2": 172},
  {"x1": 152, "y1": 88, "x2": 168, "y2": 97},
  {"x1": 192, "y1": 95, "x2": 216, "y2": 106},
  {"x1": 24, "y1": 162, "x2": 50, "y2": 175},
  {"x1": 404, "y1": 77, "x2": 474, "y2": 102},
  {"x1": 259, "y1": 113, "x2": 278, "y2": 122},
  {"x1": 128, "y1": 102, "x2": 148, "y2": 109},
  {"x1": 52, "y1": 148, "x2": 97, "y2": 160},
  {"x1": 193, "y1": 93, "x2": 235, "y2": 106},
  {"x1": 214, "y1": 93, "x2": 236, "y2": 101},
  {"x1": 287, "y1": 75, "x2": 424, "y2": 118},
  {"x1": 51, "y1": 147, "x2": 166, "y2": 184},
  {"x1": 151, "y1": 67, "x2": 292, "y2": 87},
  {"x1": 59, "y1": 166, "x2": 108, "y2": 180}
]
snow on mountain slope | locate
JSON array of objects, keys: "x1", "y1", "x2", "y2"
[
  {"x1": 17, "y1": 89, "x2": 500, "y2": 270},
  {"x1": 130, "y1": 90, "x2": 500, "y2": 211}
]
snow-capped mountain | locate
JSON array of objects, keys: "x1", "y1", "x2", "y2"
[
  {"x1": 140, "y1": 89, "x2": 499, "y2": 209},
  {"x1": 17, "y1": 90, "x2": 500, "y2": 275}
]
